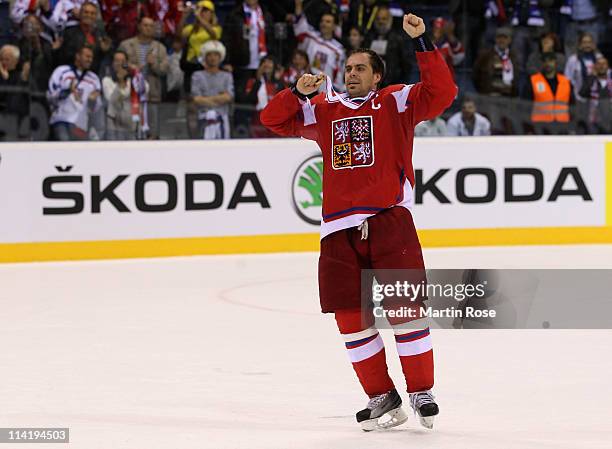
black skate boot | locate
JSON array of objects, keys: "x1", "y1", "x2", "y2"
[
  {"x1": 409, "y1": 390, "x2": 439, "y2": 429},
  {"x1": 356, "y1": 389, "x2": 408, "y2": 431}
]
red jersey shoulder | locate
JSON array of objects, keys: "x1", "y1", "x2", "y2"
[
  {"x1": 376, "y1": 84, "x2": 414, "y2": 114},
  {"x1": 378, "y1": 84, "x2": 407, "y2": 96}
]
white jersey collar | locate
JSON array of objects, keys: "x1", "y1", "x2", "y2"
[{"x1": 325, "y1": 76, "x2": 377, "y2": 110}]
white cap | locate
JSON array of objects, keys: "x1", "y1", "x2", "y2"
[{"x1": 199, "y1": 40, "x2": 226, "y2": 62}]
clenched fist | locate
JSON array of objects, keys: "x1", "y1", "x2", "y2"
[
  {"x1": 403, "y1": 13, "x2": 425, "y2": 38},
  {"x1": 296, "y1": 73, "x2": 326, "y2": 96}
]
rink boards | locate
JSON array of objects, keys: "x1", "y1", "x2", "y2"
[{"x1": 0, "y1": 136, "x2": 611, "y2": 262}]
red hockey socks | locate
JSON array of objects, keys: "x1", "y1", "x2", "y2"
[
  {"x1": 391, "y1": 317, "x2": 434, "y2": 393},
  {"x1": 334, "y1": 309, "x2": 394, "y2": 397}
]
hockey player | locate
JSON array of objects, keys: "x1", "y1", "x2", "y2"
[{"x1": 260, "y1": 14, "x2": 456, "y2": 431}]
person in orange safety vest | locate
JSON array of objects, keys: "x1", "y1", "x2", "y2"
[{"x1": 524, "y1": 52, "x2": 574, "y2": 134}]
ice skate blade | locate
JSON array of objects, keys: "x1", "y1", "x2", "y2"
[
  {"x1": 361, "y1": 406, "x2": 408, "y2": 432},
  {"x1": 418, "y1": 415, "x2": 435, "y2": 429}
]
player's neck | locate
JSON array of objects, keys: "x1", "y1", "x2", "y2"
[{"x1": 347, "y1": 89, "x2": 375, "y2": 100}]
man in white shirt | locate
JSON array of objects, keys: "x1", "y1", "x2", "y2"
[
  {"x1": 293, "y1": 0, "x2": 345, "y2": 91},
  {"x1": 47, "y1": 44, "x2": 103, "y2": 140},
  {"x1": 447, "y1": 98, "x2": 491, "y2": 136}
]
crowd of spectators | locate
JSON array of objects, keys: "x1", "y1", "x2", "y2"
[{"x1": 0, "y1": 0, "x2": 610, "y2": 141}]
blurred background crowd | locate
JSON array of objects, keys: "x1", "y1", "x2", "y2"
[{"x1": 0, "y1": 0, "x2": 610, "y2": 141}]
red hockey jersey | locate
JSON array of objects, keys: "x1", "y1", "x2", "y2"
[{"x1": 260, "y1": 49, "x2": 457, "y2": 239}]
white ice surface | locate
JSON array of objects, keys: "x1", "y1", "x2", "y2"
[{"x1": 1, "y1": 245, "x2": 612, "y2": 449}]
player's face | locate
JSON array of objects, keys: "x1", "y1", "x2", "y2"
[{"x1": 344, "y1": 52, "x2": 381, "y2": 98}]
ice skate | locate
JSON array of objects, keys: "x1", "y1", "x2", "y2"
[
  {"x1": 409, "y1": 390, "x2": 439, "y2": 429},
  {"x1": 356, "y1": 389, "x2": 408, "y2": 431}
]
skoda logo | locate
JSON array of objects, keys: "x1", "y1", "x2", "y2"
[{"x1": 292, "y1": 155, "x2": 323, "y2": 225}]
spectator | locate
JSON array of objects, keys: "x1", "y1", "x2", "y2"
[
  {"x1": 579, "y1": 55, "x2": 611, "y2": 134},
  {"x1": 118, "y1": 15, "x2": 169, "y2": 139},
  {"x1": 564, "y1": 32, "x2": 603, "y2": 129},
  {"x1": 18, "y1": 14, "x2": 60, "y2": 93},
  {"x1": 179, "y1": 0, "x2": 220, "y2": 92},
  {"x1": 447, "y1": 98, "x2": 492, "y2": 136},
  {"x1": 345, "y1": 25, "x2": 365, "y2": 52},
  {"x1": 47, "y1": 44, "x2": 103, "y2": 140},
  {"x1": 281, "y1": 49, "x2": 314, "y2": 86},
  {"x1": 564, "y1": 32, "x2": 602, "y2": 101},
  {"x1": 10, "y1": 0, "x2": 55, "y2": 39},
  {"x1": 473, "y1": 27, "x2": 519, "y2": 97},
  {"x1": 222, "y1": 0, "x2": 275, "y2": 89},
  {"x1": 365, "y1": 5, "x2": 411, "y2": 86},
  {"x1": 293, "y1": 0, "x2": 345, "y2": 90},
  {"x1": 508, "y1": 0, "x2": 554, "y2": 73},
  {"x1": 297, "y1": 0, "x2": 338, "y2": 30},
  {"x1": 165, "y1": 35, "x2": 184, "y2": 102},
  {"x1": 0, "y1": 44, "x2": 30, "y2": 120},
  {"x1": 56, "y1": 1, "x2": 112, "y2": 74},
  {"x1": 415, "y1": 117, "x2": 448, "y2": 137},
  {"x1": 524, "y1": 52, "x2": 573, "y2": 134},
  {"x1": 101, "y1": 0, "x2": 181, "y2": 43},
  {"x1": 431, "y1": 17, "x2": 464, "y2": 81},
  {"x1": 148, "y1": 0, "x2": 183, "y2": 40},
  {"x1": 51, "y1": 0, "x2": 101, "y2": 30},
  {"x1": 450, "y1": 0, "x2": 487, "y2": 64},
  {"x1": 347, "y1": 0, "x2": 383, "y2": 35},
  {"x1": 100, "y1": 0, "x2": 141, "y2": 44},
  {"x1": 560, "y1": 0, "x2": 605, "y2": 54},
  {"x1": 242, "y1": 55, "x2": 283, "y2": 137},
  {"x1": 180, "y1": 0, "x2": 220, "y2": 62},
  {"x1": 190, "y1": 40, "x2": 233, "y2": 139},
  {"x1": 260, "y1": 0, "x2": 295, "y2": 23},
  {"x1": 482, "y1": 0, "x2": 508, "y2": 48},
  {"x1": 526, "y1": 32, "x2": 566, "y2": 76},
  {"x1": 102, "y1": 50, "x2": 149, "y2": 140}
]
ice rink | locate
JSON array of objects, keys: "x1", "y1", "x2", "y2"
[{"x1": 2, "y1": 245, "x2": 612, "y2": 449}]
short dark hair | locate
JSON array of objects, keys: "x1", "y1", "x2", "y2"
[
  {"x1": 320, "y1": 12, "x2": 338, "y2": 24},
  {"x1": 292, "y1": 49, "x2": 309, "y2": 64},
  {"x1": 81, "y1": 1, "x2": 98, "y2": 11},
  {"x1": 346, "y1": 48, "x2": 386, "y2": 86},
  {"x1": 259, "y1": 54, "x2": 276, "y2": 67},
  {"x1": 77, "y1": 43, "x2": 95, "y2": 54},
  {"x1": 113, "y1": 49, "x2": 128, "y2": 60},
  {"x1": 461, "y1": 96, "x2": 476, "y2": 107}
]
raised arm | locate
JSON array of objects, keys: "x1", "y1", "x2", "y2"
[
  {"x1": 401, "y1": 14, "x2": 457, "y2": 124},
  {"x1": 293, "y1": 0, "x2": 314, "y2": 37},
  {"x1": 260, "y1": 73, "x2": 325, "y2": 140}
]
